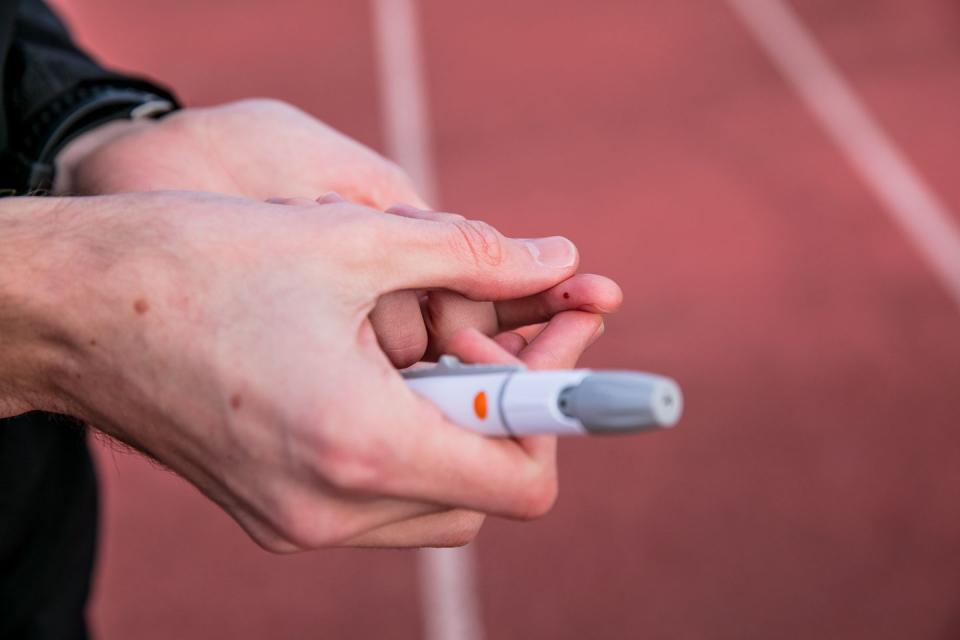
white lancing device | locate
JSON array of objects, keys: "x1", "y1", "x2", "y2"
[{"x1": 403, "y1": 356, "x2": 684, "y2": 437}]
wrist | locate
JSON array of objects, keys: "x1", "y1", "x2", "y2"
[
  {"x1": 54, "y1": 118, "x2": 157, "y2": 195},
  {"x1": 0, "y1": 196, "x2": 96, "y2": 416},
  {"x1": 0, "y1": 83, "x2": 178, "y2": 195}
]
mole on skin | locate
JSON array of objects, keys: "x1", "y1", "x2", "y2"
[
  {"x1": 133, "y1": 298, "x2": 150, "y2": 314},
  {"x1": 230, "y1": 394, "x2": 243, "y2": 410}
]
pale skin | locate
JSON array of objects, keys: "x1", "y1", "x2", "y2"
[
  {"x1": 0, "y1": 99, "x2": 624, "y2": 550},
  {"x1": 56, "y1": 99, "x2": 622, "y2": 365}
]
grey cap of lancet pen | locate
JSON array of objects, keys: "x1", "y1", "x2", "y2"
[{"x1": 558, "y1": 372, "x2": 683, "y2": 433}]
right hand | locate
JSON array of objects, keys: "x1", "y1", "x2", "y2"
[{"x1": 34, "y1": 191, "x2": 608, "y2": 550}]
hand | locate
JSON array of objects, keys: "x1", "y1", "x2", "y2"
[
  {"x1": 29, "y1": 191, "x2": 598, "y2": 549},
  {"x1": 57, "y1": 98, "x2": 423, "y2": 207},
  {"x1": 56, "y1": 99, "x2": 622, "y2": 367}
]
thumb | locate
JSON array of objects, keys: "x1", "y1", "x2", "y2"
[{"x1": 374, "y1": 215, "x2": 579, "y2": 300}]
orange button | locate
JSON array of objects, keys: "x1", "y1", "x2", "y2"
[{"x1": 473, "y1": 391, "x2": 488, "y2": 420}]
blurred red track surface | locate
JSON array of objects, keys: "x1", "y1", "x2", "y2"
[{"x1": 52, "y1": 1, "x2": 960, "y2": 638}]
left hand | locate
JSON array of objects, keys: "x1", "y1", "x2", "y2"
[
  {"x1": 347, "y1": 311, "x2": 604, "y2": 547},
  {"x1": 57, "y1": 98, "x2": 424, "y2": 208}
]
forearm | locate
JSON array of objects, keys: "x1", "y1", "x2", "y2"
[{"x1": 0, "y1": 196, "x2": 83, "y2": 417}]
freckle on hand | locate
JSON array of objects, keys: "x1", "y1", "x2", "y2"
[
  {"x1": 133, "y1": 299, "x2": 150, "y2": 314},
  {"x1": 230, "y1": 394, "x2": 243, "y2": 410}
]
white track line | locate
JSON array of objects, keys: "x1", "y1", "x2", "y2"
[
  {"x1": 370, "y1": 2, "x2": 485, "y2": 640},
  {"x1": 415, "y1": 547, "x2": 485, "y2": 640},
  {"x1": 727, "y1": 0, "x2": 960, "y2": 310},
  {"x1": 371, "y1": 0, "x2": 438, "y2": 203}
]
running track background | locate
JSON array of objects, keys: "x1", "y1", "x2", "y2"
[{"x1": 51, "y1": 1, "x2": 960, "y2": 638}]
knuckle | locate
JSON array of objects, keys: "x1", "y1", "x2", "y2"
[
  {"x1": 323, "y1": 456, "x2": 375, "y2": 493},
  {"x1": 314, "y1": 441, "x2": 387, "y2": 494},
  {"x1": 281, "y1": 519, "x2": 350, "y2": 550},
  {"x1": 269, "y1": 494, "x2": 356, "y2": 549},
  {"x1": 381, "y1": 342, "x2": 427, "y2": 369},
  {"x1": 251, "y1": 530, "x2": 315, "y2": 555},
  {"x1": 251, "y1": 533, "x2": 301, "y2": 554},
  {"x1": 313, "y1": 211, "x2": 384, "y2": 267},
  {"x1": 447, "y1": 219, "x2": 505, "y2": 268},
  {"x1": 240, "y1": 514, "x2": 307, "y2": 554}
]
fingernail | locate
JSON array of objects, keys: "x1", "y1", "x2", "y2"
[
  {"x1": 523, "y1": 236, "x2": 577, "y2": 268},
  {"x1": 593, "y1": 320, "x2": 605, "y2": 339},
  {"x1": 316, "y1": 192, "x2": 346, "y2": 204},
  {"x1": 586, "y1": 319, "x2": 606, "y2": 346},
  {"x1": 386, "y1": 203, "x2": 425, "y2": 215},
  {"x1": 580, "y1": 303, "x2": 612, "y2": 314}
]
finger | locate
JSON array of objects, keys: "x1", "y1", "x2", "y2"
[
  {"x1": 494, "y1": 331, "x2": 528, "y2": 356},
  {"x1": 316, "y1": 192, "x2": 347, "y2": 205},
  {"x1": 332, "y1": 166, "x2": 429, "y2": 210},
  {"x1": 444, "y1": 328, "x2": 524, "y2": 366},
  {"x1": 496, "y1": 311, "x2": 605, "y2": 475},
  {"x1": 385, "y1": 203, "x2": 465, "y2": 222},
  {"x1": 369, "y1": 291, "x2": 428, "y2": 368},
  {"x1": 266, "y1": 196, "x2": 318, "y2": 206},
  {"x1": 446, "y1": 326, "x2": 552, "y2": 477},
  {"x1": 387, "y1": 205, "x2": 503, "y2": 355},
  {"x1": 421, "y1": 290, "x2": 498, "y2": 360},
  {"x1": 513, "y1": 322, "x2": 547, "y2": 344},
  {"x1": 443, "y1": 313, "x2": 603, "y2": 376},
  {"x1": 495, "y1": 274, "x2": 623, "y2": 330},
  {"x1": 447, "y1": 311, "x2": 604, "y2": 469},
  {"x1": 422, "y1": 273, "x2": 619, "y2": 359},
  {"x1": 381, "y1": 206, "x2": 485, "y2": 364},
  {"x1": 366, "y1": 214, "x2": 579, "y2": 300},
  {"x1": 343, "y1": 509, "x2": 485, "y2": 548},
  {"x1": 384, "y1": 208, "x2": 502, "y2": 359},
  {"x1": 512, "y1": 310, "x2": 605, "y2": 370}
]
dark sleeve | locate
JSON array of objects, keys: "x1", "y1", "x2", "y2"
[
  {"x1": 1, "y1": 0, "x2": 178, "y2": 193},
  {"x1": 7, "y1": 0, "x2": 144, "y2": 119}
]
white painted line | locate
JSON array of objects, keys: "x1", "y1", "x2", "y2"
[
  {"x1": 370, "y1": 2, "x2": 485, "y2": 640},
  {"x1": 727, "y1": 0, "x2": 960, "y2": 310},
  {"x1": 417, "y1": 546, "x2": 485, "y2": 640},
  {"x1": 371, "y1": 0, "x2": 438, "y2": 204}
]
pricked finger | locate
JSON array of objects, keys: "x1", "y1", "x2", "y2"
[{"x1": 495, "y1": 273, "x2": 622, "y2": 330}]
